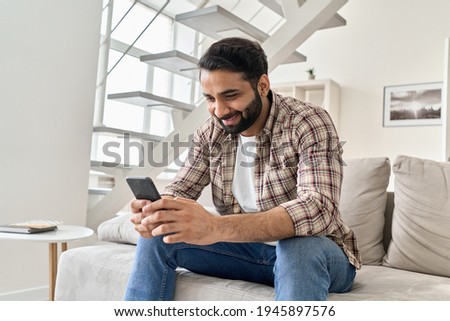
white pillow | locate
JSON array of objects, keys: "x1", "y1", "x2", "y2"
[
  {"x1": 383, "y1": 155, "x2": 450, "y2": 277},
  {"x1": 97, "y1": 212, "x2": 138, "y2": 245},
  {"x1": 339, "y1": 157, "x2": 391, "y2": 265}
]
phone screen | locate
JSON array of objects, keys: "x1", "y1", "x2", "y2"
[{"x1": 126, "y1": 176, "x2": 161, "y2": 201}]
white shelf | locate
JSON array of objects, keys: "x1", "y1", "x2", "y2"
[
  {"x1": 140, "y1": 50, "x2": 199, "y2": 80},
  {"x1": 107, "y1": 91, "x2": 195, "y2": 112},
  {"x1": 271, "y1": 79, "x2": 341, "y2": 131},
  {"x1": 175, "y1": 5, "x2": 306, "y2": 63}
]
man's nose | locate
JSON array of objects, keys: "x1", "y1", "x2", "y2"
[{"x1": 213, "y1": 99, "x2": 231, "y2": 119}]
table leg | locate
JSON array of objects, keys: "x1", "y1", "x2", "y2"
[
  {"x1": 48, "y1": 242, "x2": 68, "y2": 301},
  {"x1": 49, "y1": 243, "x2": 57, "y2": 301}
]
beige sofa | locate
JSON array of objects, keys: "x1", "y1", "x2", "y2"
[{"x1": 55, "y1": 155, "x2": 450, "y2": 300}]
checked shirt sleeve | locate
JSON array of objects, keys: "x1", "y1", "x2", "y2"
[{"x1": 279, "y1": 107, "x2": 344, "y2": 237}]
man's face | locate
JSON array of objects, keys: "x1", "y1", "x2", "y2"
[{"x1": 200, "y1": 69, "x2": 263, "y2": 135}]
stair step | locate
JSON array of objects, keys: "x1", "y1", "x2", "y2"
[
  {"x1": 175, "y1": 5, "x2": 306, "y2": 63},
  {"x1": 176, "y1": 5, "x2": 267, "y2": 42},
  {"x1": 259, "y1": 0, "x2": 346, "y2": 29},
  {"x1": 93, "y1": 125, "x2": 164, "y2": 142},
  {"x1": 110, "y1": 38, "x2": 149, "y2": 59},
  {"x1": 88, "y1": 187, "x2": 112, "y2": 195},
  {"x1": 107, "y1": 91, "x2": 195, "y2": 112},
  {"x1": 322, "y1": 13, "x2": 346, "y2": 29},
  {"x1": 140, "y1": 50, "x2": 199, "y2": 80},
  {"x1": 90, "y1": 159, "x2": 138, "y2": 170}
]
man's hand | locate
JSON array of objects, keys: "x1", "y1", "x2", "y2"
[
  {"x1": 130, "y1": 199, "x2": 155, "y2": 238},
  {"x1": 132, "y1": 197, "x2": 218, "y2": 245}
]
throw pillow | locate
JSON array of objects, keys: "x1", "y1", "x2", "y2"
[
  {"x1": 339, "y1": 157, "x2": 391, "y2": 265},
  {"x1": 98, "y1": 212, "x2": 138, "y2": 245},
  {"x1": 383, "y1": 155, "x2": 450, "y2": 277}
]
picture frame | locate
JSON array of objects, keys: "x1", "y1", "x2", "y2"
[{"x1": 383, "y1": 82, "x2": 443, "y2": 127}]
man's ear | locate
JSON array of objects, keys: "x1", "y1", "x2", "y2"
[{"x1": 258, "y1": 74, "x2": 270, "y2": 96}]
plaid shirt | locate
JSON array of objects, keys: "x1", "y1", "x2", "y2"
[{"x1": 162, "y1": 91, "x2": 361, "y2": 269}]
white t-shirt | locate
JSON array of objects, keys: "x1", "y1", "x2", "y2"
[
  {"x1": 231, "y1": 135, "x2": 277, "y2": 246},
  {"x1": 231, "y1": 135, "x2": 258, "y2": 212}
]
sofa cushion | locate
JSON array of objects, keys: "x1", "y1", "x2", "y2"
[
  {"x1": 383, "y1": 155, "x2": 450, "y2": 277},
  {"x1": 98, "y1": 212, "x2": 138, "y2": 245},
  {"x1": 339, "y1": 157, "x2": 391, "y2": 265},
  {"x1": 55, "y1": 244, "x2": 450, "y2": 300}
]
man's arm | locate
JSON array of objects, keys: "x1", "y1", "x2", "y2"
[
  {"x1": 141, "y1": 198, "x2": 294, "y2": 245},
  {"x1": 279, "y1": 107, "x2": 344, "y2": 237},
  {"x1": 213, "y1": 206, "x2": 295, "y2": 243}
]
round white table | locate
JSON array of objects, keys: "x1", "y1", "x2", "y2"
[{"x1": 0, "y1": 225, "x2": 94, "y2": 300}]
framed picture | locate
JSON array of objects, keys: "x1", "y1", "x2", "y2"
[{"x1": 383, "y1": 82, "x2": 442, "y2": 127}]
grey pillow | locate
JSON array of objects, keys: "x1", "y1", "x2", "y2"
[
  {"x1": 383, "y1": 155, "x2": 450, "y2": 277},
  {"x1": 339, "y1": 157, "x2": 391, "y2": 265}
]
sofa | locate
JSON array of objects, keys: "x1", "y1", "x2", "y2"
[{"x1": 55, "y1": 155, "x2": 450, "y2": 300}]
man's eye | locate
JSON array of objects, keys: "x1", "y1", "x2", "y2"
[
  {"x1": 205, "y1": 96, "x2": 215, "y2": 102},
  {"x1": 225, "y1": 94, "x2": 237, "y2": 99}
]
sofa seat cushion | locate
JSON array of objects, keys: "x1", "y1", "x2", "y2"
[
  {"x1": 383, "y1": 155, "x2": 450, "y2": 277},
  {"x1": 55, "y1": 243, "x2": 274, "y2": 301},
  {"x1": 55, "y1": 243, "x2": 450, "y2": 301},
  {"x1": 55, "y1": 244, "x2": 135, "y2": 301},
  {"x1": 330, "y1": 265, "x2": 450, "y2": 301}
]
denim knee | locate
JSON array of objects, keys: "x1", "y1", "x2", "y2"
[
  {"x1": 274, "y1": 236, "x2": 355, "y2": 300},
  {"x1": 276, "y1": 236, "x2": 330, "y2": 266}
]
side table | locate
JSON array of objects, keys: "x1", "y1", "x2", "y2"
[{"x1": 0, "y1": 225, "x2": 94, "y2": 300}]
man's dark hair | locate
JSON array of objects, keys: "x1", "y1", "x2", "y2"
[{"x1": 198, "y1": 37, "x2": 268, "y2": 88}]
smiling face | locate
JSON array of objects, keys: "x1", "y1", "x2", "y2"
[{"x1": 200, "y1": 69, "x2": 270, "y2": 136}]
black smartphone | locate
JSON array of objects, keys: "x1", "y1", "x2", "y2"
[{"x1": 126, "y1": 176, "x2": 161, "y2": 201}]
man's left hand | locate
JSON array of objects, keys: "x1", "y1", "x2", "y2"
[{"x1": 141, "y1": 197, "x2": 218, "y2": 245}]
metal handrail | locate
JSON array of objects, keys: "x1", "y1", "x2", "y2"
[
  {"x1": 106, "y1": 0, "x2": 171, "y2": 77},
  {"x1": 110, "y1": 0, "x2": 138, "y2": 35}
]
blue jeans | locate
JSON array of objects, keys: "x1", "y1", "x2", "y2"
[{"x1": 124, "y1": 236, "x2": 356, "y2": 301}]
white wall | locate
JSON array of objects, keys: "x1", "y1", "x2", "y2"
[
  {"x1": 270, "y1": 0, "x2": 450, "y2": 166},
  {"x1": 0, "y1": 0, "x2": 102, "y2": 298}
]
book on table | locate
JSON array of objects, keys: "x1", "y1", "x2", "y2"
[{"x1": 0, "y1": 220, "x2": 60, "y2": 234}]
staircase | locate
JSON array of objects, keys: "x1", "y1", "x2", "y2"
[{"x1": 87, "y1": 0, "x2": 348, "y2": 230}]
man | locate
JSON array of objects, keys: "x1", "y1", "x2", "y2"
[{"x1": 125, "y1": 37, "x2": 361, "y2": 301}]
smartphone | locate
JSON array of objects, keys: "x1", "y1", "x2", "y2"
[{"x1": 126, "y1": 176, "x2": 161, "y2": 201}]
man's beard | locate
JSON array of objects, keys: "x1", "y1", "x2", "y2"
[{"x1": 216, "y1": 89, "x2": 263, "y2": 135}]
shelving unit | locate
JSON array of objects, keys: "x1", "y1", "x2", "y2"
[{"x1": 271, "y1": 79, "x2": 341, "y2": 131}]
